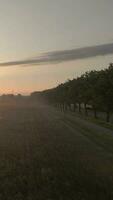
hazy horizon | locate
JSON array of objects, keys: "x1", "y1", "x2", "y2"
[{"x1": 0, "y1": 0, "x2": 113, "y2": 94}]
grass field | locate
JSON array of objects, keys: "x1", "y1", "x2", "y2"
[{"x1": 0, "y1": 100, "x2": 113, "y2": 199}]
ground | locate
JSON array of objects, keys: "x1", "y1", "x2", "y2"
[{"x1": 0, "y1": 101, "x2": 113, "y2": 199}]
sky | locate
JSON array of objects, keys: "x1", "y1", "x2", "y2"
[{"x1": 0, "y1": 0, "x2": 113, "y2": 94}]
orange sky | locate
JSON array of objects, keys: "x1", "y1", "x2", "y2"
[
  {"x1": 0, "y1": 0, "x2": 113, "y2": 94},
  {"x1": 0, "y1": 54, "x2": 112, "y2": 95}
]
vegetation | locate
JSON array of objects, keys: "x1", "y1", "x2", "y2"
[
  {"x1": 35, "y1": 63, "x2": 113, "y2": 123},
  {"x1": 0, "y1": 101, "x2": 113, "y2": 199},
  {"x1": 0, "y1": 64, "x2": 113, "y2": 199}
]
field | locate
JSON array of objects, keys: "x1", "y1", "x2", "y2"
[{"x1": 0, "y1": 100, "x2": 113, "y2": 199}]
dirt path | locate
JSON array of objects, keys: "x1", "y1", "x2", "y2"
[{"x1": 0, "y1": 102, "x2": 113, "y2": 199}]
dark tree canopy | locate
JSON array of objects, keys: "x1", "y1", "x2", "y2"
[{"x1": 33, "y1": 63, "x2": 113, "y2": 122}]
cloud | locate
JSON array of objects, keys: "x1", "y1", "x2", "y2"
[{"x1": 0, "y1": 43, "x2": 113, "y2": 67}]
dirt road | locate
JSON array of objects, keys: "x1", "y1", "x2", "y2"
[{"x1": 0, "y1": 102, "x2": 113, "y2": 199}]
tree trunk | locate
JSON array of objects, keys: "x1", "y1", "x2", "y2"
[
  {"x1": 65, "y1": 103, "x2": 68, "y2": 111},
  {"x1": 78, "y1": 103, "x2": 81, "y2": 113},
  {"x1": 84, "y1": 103, "x2": 88, "y2": 116},
  {"x1": 68, "y1": 103, "x2": 71, "y2": 111},
  {"x1": 94, "y1": 109, "x2": 97, "y2": 119},
  {"x1": 60, "y1": 104, "x2": 62, "y2": 112},
  {"x1": 93, "y1": 107, "x2": 97, "y2": 119},
  {"x1": 106, "y1": 110, "x2": 110, "y2": 122}
]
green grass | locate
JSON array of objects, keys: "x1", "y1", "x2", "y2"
[
  {"x1": 64, "y1": 108, "x2": 113, "y2": 131},
  {"x1": 89, "y1": 117, "x2": 113, "y2": 131},
  {"x1": 0, "y1": 102, "x2": 113, "y2": 199},
  {"x1": 63, "y1": 115, "x2": 113, "y2": 154}
]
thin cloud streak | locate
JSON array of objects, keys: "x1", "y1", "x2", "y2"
[{"x1": 0, "y1": 43, "x2": 113, "y2": 67}]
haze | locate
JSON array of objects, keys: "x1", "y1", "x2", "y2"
[{"x1": 0, "y1": 0, "x2": 113, "y2": 94}]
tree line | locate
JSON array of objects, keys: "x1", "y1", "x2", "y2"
[{"x1": 32, "y1": 63, "x2": 113, "y2": 123}]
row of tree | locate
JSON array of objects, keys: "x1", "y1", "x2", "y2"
[{"x1": 33, "y1": 63, "x2": 113, "y2": 122}]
